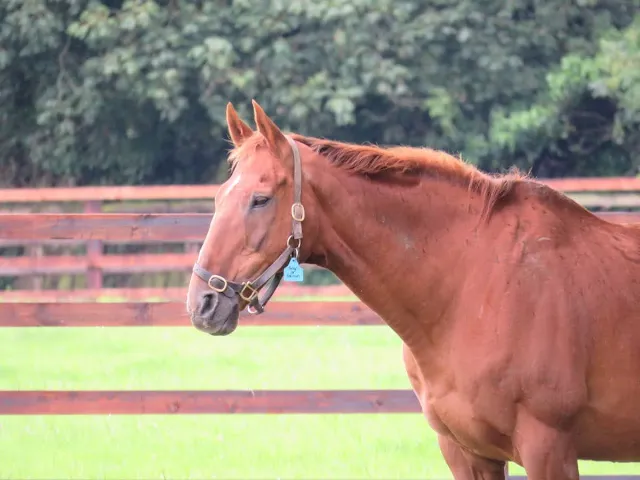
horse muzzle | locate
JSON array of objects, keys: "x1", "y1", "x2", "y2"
[{"x1": 190, "y1": 290, "x2": 240, "y2": 336}]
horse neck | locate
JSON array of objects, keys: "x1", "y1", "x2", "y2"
[{"x1": 306, "y1": 164, "x2": 486, "y2": 350}]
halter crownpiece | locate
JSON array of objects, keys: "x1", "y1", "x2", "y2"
[{"x1": 191, "y1": 135, "x2": 305, "y2": 315}]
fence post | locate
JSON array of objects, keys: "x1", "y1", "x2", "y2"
[
  {"x1": 25, "y1": 243, "x2": 43, "y2": 290},
  {"x1": 84, "y1": 200, "x2": 103, "y2": 289}
]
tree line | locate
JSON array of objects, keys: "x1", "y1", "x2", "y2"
[{"x1": 1, "y1": 0, "x2": 639, "y2": 188}]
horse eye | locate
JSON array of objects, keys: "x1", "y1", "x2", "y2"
[{"x1": 250, "y1": 195, "x2": 271, "y2": 209}]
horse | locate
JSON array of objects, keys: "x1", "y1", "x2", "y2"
[{"x1": 186, "y1": 100, "x2": 640, "y2": 479}]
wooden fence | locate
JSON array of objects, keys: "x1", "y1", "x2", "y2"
[
  {"x1": 2, "y1": 178, "x2": 640, "y2": 477},
  {"x1": 0, "y1": 190, "x2": 409, "y2": 415},
  {"x1": 0, "y1": 297, "x2": 416, "y2": 415},
  {"x1": 2, "y1": 176, "x2": 640, "y2": 293},
  {"x1": 0, "y1": 185, "x2": 216, "y2": 290},
  {"x1": 2, "y1": 175, "x2": 640, "y2": 414}
]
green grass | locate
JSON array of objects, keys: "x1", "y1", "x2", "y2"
[
  {"x1": 0, "y1": 326, "x2": 407, "y2": 390},
  {"x1": 1, "y1": 324, "x2": 640, "y2": 479}
]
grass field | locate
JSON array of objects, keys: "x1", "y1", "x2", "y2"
[{"x1": 2, "y1": 301, "x2": 640, "y2": 478}]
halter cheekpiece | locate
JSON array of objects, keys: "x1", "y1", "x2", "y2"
[{"x1": 192, "y1": 136, "x2": 305, "y2": 315}]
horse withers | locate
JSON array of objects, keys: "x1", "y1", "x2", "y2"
[{"x1": 186, "y1": 100, "x2": 640, "y2": 480}]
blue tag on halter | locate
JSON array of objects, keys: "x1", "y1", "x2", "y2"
[{"x1": 283, "y1": 258, "x2": 304, "y2": 282}]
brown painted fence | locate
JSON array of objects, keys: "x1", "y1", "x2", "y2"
[
  {"x1": 0, "y1": 300, "x2": 378, "y2": 327},
  {"x1": 0, "y1": 297, "x2": 415, "y2": 415},
  {"x1": 1, "y1": 177, "x2": 640, "y2": 414},
  {"x1": 2, "y1": 181, "x2": 640, "y2": 477},
  {"x1": 0, "y1": 390, "x2": 419, "y2": 415},
  {"x1": 3, "y1": 176, "x2": 640, "y2": 292},
  {"x1": 0, "y1": 204, "x2": 410, "y2": 416}
]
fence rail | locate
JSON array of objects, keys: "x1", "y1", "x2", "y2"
[
  {"x1": 0, "y1": 252, "x2": 196, "y2": 276},
  {"x1": 2, "y1": 176, "x2": 640, "y2": 203},
  {"x1": 0, "y1": 184, "x2": 219, "y2": 203},
  {"x1": 0, "y1": 284, "x2": 353, "y2": 302},
  {"x1": 0, "y1": 301, "x2": 379, "y2": 327},
  {"x1": 0, "y1": 213, "x2": 210, "y2": 241},
  {"x1": 0, "y1": 389, "x2": 419, "y2": 415},
  {"x1": 2, "y1": 211, "x2": 640, "y2": 242}
]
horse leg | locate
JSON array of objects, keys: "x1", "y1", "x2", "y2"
[
  {"x1": 438, "y1": 434, "x2": 508, "y2": 480},
  {"x1": 514, "y1": 410, "x2": 579, "y2": 480}
]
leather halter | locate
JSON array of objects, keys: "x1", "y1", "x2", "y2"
[{"x1": 192, "y1": 136, "x2": 305, "y2": 315}]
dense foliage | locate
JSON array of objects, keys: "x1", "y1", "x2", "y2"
[{"x1": 1, "y1": 0, "x2": 639, "y2": 187}]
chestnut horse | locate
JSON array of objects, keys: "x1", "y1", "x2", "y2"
[{"x1": 186, "y1": 100, "x2": 640, "y2": 479}]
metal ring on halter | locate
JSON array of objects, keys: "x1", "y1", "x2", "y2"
[
  {"x1": 287, "y1": 235, "x2": 302, "y2": 249},
  {"x1": 247, "y1": 304, "x2": 259, "y2": 315},
  {"x1": 207, "y1": 275, "x2": 228, "y2": 293}
]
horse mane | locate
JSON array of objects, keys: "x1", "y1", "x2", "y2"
[{"x1": 229, "y1": 132, "x2": 527, "y2": 221}]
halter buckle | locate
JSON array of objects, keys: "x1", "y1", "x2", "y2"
[
  {"x1": 291, "y1": 203, "x2": 305, "y2": 222},
  {"x1": 207, "y1": 275, "x2": 228, "y2": 293},
  {"x1": 239, "y1": 282, "x2": 258, "y2": 302}
]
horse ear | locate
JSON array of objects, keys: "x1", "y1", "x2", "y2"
[
  {"x1": 252, "y1": 99, "x2": 291, "y2": 166},
  {"x1": 226, "y1": 102, "x2": 253, "y2": 147}
]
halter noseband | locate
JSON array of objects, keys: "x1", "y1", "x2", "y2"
[{"x1": 192, "y1": 136, "x2": 305, "y2": 315}]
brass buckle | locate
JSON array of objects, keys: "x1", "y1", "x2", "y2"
[
  {"x1": 291, "y1": 202, "x2": 305, "y2": 222},
  {"x1": 207, "y1": 275, "x2": 228, "y2": 293},
  {"x1": 239, "y1": 282, "x2": 258, "y2": 302}
]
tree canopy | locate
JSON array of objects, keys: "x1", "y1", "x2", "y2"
[{"x1": 1, "y1": 0, "x2": 638, "y2": 187}]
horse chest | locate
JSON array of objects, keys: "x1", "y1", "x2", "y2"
[
  {"x1": 402, "y1": 344, "x2": 517, "y2": 460},
  {"x1": 424, "y1": 388, "x2": 517, "y2": 461}
]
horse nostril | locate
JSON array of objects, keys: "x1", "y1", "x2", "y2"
[{"x1": 198, "y1": 291, "x2": 219, "y2": 317}]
